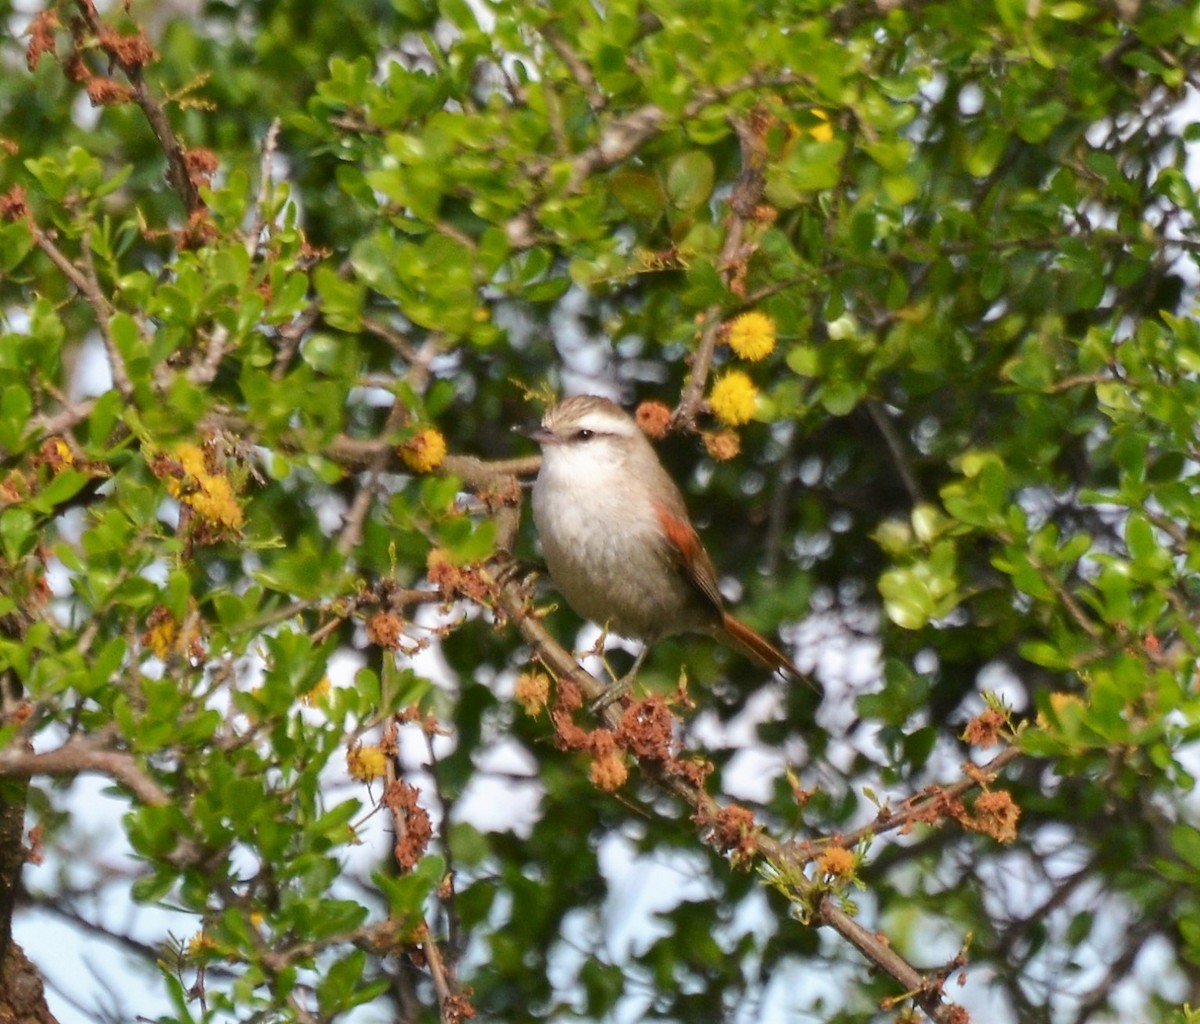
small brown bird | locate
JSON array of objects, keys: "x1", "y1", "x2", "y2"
[{"x1": 523, "y1": 395, "x2": 803, "y2": 681}]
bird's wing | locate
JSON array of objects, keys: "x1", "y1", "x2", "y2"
[{"x1": 650, "y1": 498, "x2": 725, "y2": 617}]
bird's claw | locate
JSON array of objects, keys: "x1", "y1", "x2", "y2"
[{"x1": 589, "y1": 675, "x2": 634, "y2": 714}]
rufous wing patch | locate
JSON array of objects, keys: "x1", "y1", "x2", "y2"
[{"x1": 651, "y1": 499, "x2": 724, "y2": 615}]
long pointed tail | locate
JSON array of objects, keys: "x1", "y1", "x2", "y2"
[{"x1": 718, "y1": 613, "x2": 816, "y2": 690}]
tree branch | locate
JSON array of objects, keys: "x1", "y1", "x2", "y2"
[
  {"x1": 71, "y1": 0, "x2": 204, "y2": 214},
  {"x1": 0, "y1": 734, "x2": 168, "y2": 808},
  {"x1": 476, "y1": 462, "x2": 1001, "y2": 1023},
  {"x1": 673, "y1": 110, "x2": 771, "y2": 428}
]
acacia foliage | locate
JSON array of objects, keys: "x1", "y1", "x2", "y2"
[{"x1": 2, "y1": 1, "x2": 1200, "y2": 1022}]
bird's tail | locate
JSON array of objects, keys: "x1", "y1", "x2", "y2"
[{"x1": 718, "y1": 613, "x2": 815, "y2": 689}]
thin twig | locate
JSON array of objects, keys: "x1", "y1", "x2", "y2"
[
  {"x1": 79, "y1": 224, "x2": 134, "y2": 398},
  {"x1": 502, "y1": 68, "x2": 806, "y2": 251},
  {"x1": 69, "y1": 1, "x2": 202, "y2": 213},
  {"x1": 422, "y1": 933, "x2": 458, "y2": 1024},
  {"x1": 673, "y1": 112, "x2": 769, "y2": 428},
  {"x1": 825, "y1": 746, "x2": 1023, "y2": 851},
  {"x1": 422, "y1": 729, "x2": 461, "y2": 956},
  {"x1": 538, "y1": 26, "x2": 601, "y2": 107},
  {"x1": 337, "y1": 399, "x2": 410, "y2": 555},
  {"x1": 249, "y1": 118, "x2": 282, "y2": 257},
  {"x1": 673, "y1": 315, "x2": 723, "y2": 430},
  {"x1": 493, "y1": 554, "x2": 971, "y2": 1022},
  {"x1": 865, "y1": 398, "x2": 925, "y2": 505}
]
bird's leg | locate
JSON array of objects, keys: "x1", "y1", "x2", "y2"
[
  {"x1": 590, "y1": 644, "x2": 649, "y2": 713},
  {"x1": 490, "y1": 556, "x2": 541, "y2": 589}
]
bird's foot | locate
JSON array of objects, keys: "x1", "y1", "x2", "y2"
[
  {"x1": 490, "y1": 556, "x2": 540, "y2": 589},
  {"x1": 588, "y1": 645, "x2": 649, "y2": 714},
  {"x1": 589, "y1": 675, "x2": 634, "y2": 714}
]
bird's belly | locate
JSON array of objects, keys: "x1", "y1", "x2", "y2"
[{"x1": 532, "y1": 482, "x2": 710, "y2": 640}]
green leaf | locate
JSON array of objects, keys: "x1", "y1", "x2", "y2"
[
  {"x1": 765, "y1": 138, "x2": 847, "y2": 206},
  {"x1": 0, "y1": 508, "x2": 35, "y2": 563},
  {"x1": 108, "y1": 312, "x2": 143, "y2": 368},
  {"x1": 1124, "y1": 513, "x2": 1159, "y2": 563},
  {"x1": 1171, "y1": 825, "x2": 1200, "y2": 873},
  {"x1": 879, "y1": 566, "x2": 932, "y2": 629},
  {"x1": 666, "y1": 151, "x2": 714, "y2": 211},
  {"x1": 610, "y1": 169, "x2": 666, "y2": 218},
  {"x1": 314, "y1": 265, "x2": 366, "y2": 332},
  {"x1": 372, "y1": 854, "x2": 446, "y2": 918},
  {"x1": 29, "y1": 469, "x2": 91, "y2": 513},
  {"x1": 0, "y1": 384, "x2": 31, "y2": 449},
  {"x1": 317, "y1": 950, "x2": 368, "y2": 1015},
  {"x1": 963, "y1": 127, "x2": 1008, "y2": 178}
]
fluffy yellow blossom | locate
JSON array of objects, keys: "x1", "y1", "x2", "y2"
[
  {"x1": 1049, "y1": 692, "x2": 1085, "y2": 714},
  {"x1": 141, "y1": 604, "x2": 204, "y2": 662},
  {"x1": 726, "y1": 311, "x2": 776, "y2": 361},
  {"x1": 709, "y1": 371, "x2": 758, "y2": 426},
  {"x1": 589, "y1": 750, "x2": 628, "y2": 792},
  {"x1": 514, "y1": 671, "x2": 551, "y2": 716},
  {"x1": 347, "y1": 744, "x2": 389, "y2": 781},
  {"x1": 817, "y1": 845, "x2": 856, "y2": 878},
  {"x1": 1037, "y1": 691, "x2": 1085, "y2": 730},
  {"x1": 399, "y1": 428, "x2": 446, "y2": 473},
  {"x1": 166, "y1": 443, "x2": 244, "y2": 531}
]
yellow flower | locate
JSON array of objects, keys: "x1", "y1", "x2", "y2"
[
  {"x1": 144, "y1": 617, "x2": 177, "y2": 660},
  {"x1": 44, "y1": 437, "x2": 74, "y2": 470},
  {"x1": 301, "y1": 676, "x2": 332, "y2": 707},
  {"x1": 709, "y1": 371, "x2": 758, "y2": 426},
  {"x1": 513, "y1": 671, "x2": 550, "y2": 716},
  {"x1": 1037, "y1": 691, "x2": 1085, "y2": 730},
  {"x1": 1049, "y1": 692, "x2": 1085, "y2": 714},
  {"x1": 816, "y1": 845, "x2": 856, "y2": 877},
  {"x1": 166, "y1": 443, "x2": 244, "y2": 531},
  {"x1": 347, "y1": 744, "x2": 389, "y2": 781},
  {"x1": 589, "y1": 750, "x2": 628, "y2": 792},
  {"x1": 186, "y1": 930, "x2": 219, "y2": 960},
  {"x1": 399, "y1": 428, "x2": 447, "y2": 473},
  {"x1": 726, "y1": 311, "x2": 776, "y2": 361},
  {"x1": 808, "y1": 108, "x2": 834, "y2": 143},
  {"x1": 141, "y1": 604, "x2": 204, "y2": 662}
]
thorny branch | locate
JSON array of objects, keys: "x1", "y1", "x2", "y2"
[
  {"x1": 502, "y1": 67, "x2": 806, "y2": 251},
  {"x1": 378, "y1": 720, "x2": 468, "y2": 1024},
  {"x1": 457, "y1": 455, "x2": 1014, "y2": 1024},
  {"x1": 829, "y1": 745, "x2": 1023, "y2": 851},
  {"x1": 4, "y1": 395, "x2": 1009, "y2": 1023},
  {"x1": 673, "y1": 110, "x2": 772, "y2": 429},
  {"x1": 69, "y1": 0, "x2": 206, "y2": 214}
]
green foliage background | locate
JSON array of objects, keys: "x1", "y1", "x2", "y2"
[{"x1": 2, "y1": 0, "x2": 1200, "y2": 1021}]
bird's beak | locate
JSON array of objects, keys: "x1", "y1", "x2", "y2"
[{"x1": 515, "y1": 422, "x2": 558, "y2": 445}]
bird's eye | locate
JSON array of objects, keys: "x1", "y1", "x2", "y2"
[{"x1": 574, "y1": 429, "x2": 594, "y2": 441}]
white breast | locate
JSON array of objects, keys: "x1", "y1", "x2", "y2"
[{"x1": 531, "y1": 442, "x2": 701, "y2": 640}]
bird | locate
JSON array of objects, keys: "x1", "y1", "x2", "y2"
[{"x1": 521, "y1": 394, "x2": 805, "y2": 685}]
